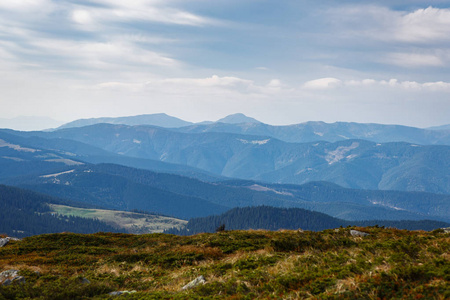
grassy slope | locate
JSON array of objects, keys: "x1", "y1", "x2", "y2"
[
  {"x1": 48, "y1": 204, "x2": 187, "y2": 234},
  {"x1": 0, "y1": 227, "x2": 449, "y2": 299}
]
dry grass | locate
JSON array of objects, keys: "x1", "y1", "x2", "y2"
[{"x1": 0, "y1": 228, "x2": 448, "y2": 299}]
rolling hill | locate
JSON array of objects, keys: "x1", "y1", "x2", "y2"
[
  {"x1": 4, "y1": 163, "x2": 449, "y2": 222},
  {"x1": 166, "y1": 206, "x2": 450, "y2": 235}
]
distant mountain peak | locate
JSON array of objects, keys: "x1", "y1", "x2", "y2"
[
  {"x1": 58, "y1": 113, "x2": 193, "y2": 129},
  {"x1": 216, "y1": 113, "x2": 262, "y2": 124}
]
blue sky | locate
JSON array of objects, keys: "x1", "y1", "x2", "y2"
[{"x1": 0, "y1": 0, "x2": 449, "y2": 129}]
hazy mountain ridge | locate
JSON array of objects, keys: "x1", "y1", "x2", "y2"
[
  {"x1": 0, "y1": 131, "x2": 88, "y2": 180},
  {"x1": 176, "y1": 120, "x2": 450, "y2": 145},
  {"x1": 58, "y1": 113, "x2": 450, "y2": 145},
  {"x1": 0, "y1": 129, "x2": 223, "y2": 182},
  {"x1": 57, "y1": 113, "x2": 193, "y2": 129},
  {"x1": 216, "y1": 113, "x2": 262, "y2": 124},
  {"x1": 18, "y1": 123, "x2": 450, "y2": 194}
]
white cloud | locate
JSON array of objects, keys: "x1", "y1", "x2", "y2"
[
  {"x1": 72, "y1": 10, "x2": 94, "y2": 25},
  {"x1": 346, "y1": 79, "x2": 376, "y2": 86},
  {"x1": 383, "y1": 52, "x2": 444, "y2": 67},
  {"x1": 68, "y1": 0, "x2": 215, "y2": 29},
  {"x1": 334, "y1": 5, "x2": 450, "y2": 45},
  {"x1": 94, "y1": 75, "x2": 288, "y2": 96},
  {"x1": 0, "y1": 0, "x2": 51, "y2": 12},
  {"x1": 0, "y1": 0, "x2": 217, "y2": 72},
  {"x1": 29, "y1": 39, "x2": 179, "y2": 69},
  {"x1": 393, "y1": 7, "x2": 450, "y2": 43},
  {"x1": 267, "y1": 79, "x2": 282, "y2": 88},
  {"x1": 303, "y1": 78, "x2": 342, "y2": 89},
  {"x1": 302, "y1": 77, "x2": 450, "y2": 92},
  {"x1": 160, "y1": 75, "x2": 254, "y2": 88}
]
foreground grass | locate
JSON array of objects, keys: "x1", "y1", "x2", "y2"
[
  {"x1": 0, "y1": 227, "x2": 449, "y2": 299},
  {"x1": 48, "y1": 204, "x2": 187, "y2": 234}
]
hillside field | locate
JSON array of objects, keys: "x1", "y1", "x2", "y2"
[
  {"x1": 48, "y1": 204, "x2": 187, "y2": 234},
  {"x1": 0, "y1": 227, "x2": 449, "y2": 299}
]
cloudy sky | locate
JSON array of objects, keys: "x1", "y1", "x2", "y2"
[{"x1": 1, "y1": 0, "x2": 450, "y2": 129}]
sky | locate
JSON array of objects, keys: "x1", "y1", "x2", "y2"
[{"x1": 1, "y1": 0, "x2": 450, "y2": 129}]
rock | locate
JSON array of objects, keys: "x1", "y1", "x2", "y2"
[
  {"x1": 441, "y1": 227, "x2": 450, "y2": 233},
  {"x1": 80, "y1": 277, "x2": 90, "y2": 284},
  {"x1": 0, "y1": 238, "x2": 9, "y2": 247},
  {"x1": 0, "y1": 270, "x2": 19, "y2": 281},
  {"x1": 3, "y1": 276, "x2": 25, "y2": 286},
  {"x1": 0, "y1": 270, "x2": 25, "y2": 286},
  {"x1": 108, "y1": 290, "x2": 136, "y2": 296},
  {"x1": 181, "y1": 275, "x2": 206, "y2": 291},
  {"x1": 350, "y1": 230, "x2": 370, "y2": 237},
  {"x1": 0, "y1": 237, "x2": 21, "y2": 248}
]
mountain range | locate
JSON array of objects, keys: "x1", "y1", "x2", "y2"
[
  {"x1": 0, "y1": 113, "x2": 449, "y2": 236},
  {"x1": 7, "y1": 123, "x2": 448, "y2": 194},
  {"x1": 56, "y1": 113, "x2": 450, "y2": 145}
]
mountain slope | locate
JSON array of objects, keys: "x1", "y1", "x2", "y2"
[
  {"x1": 0, "y1": 185, "x2": 120, "y2": 237},
  {"x1": 233, "y1": 181, "x2": 450, "y2": 221},
  {"x1": 7, "y1": 166, "x2": 228, "y2": 220},
  {"x1": 0, "y1": 129, "x2": 222, "y2": 182},
  {"x1": 58, "y1": 113, "x2": 193, "y2": 129},
  {"x1": 177, "y1": 121, "x2": 450, "y2": 145},
  {"x1": 5, "y1": 163, "x2": 449, "y2": 222},
  {"x1": 0, "y1": 131, "x2": 87, "y2": 180},
  {"x1": 21, "y1": 124, "x2": 450, "y2": 194}
]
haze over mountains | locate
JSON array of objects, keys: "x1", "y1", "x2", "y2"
[
  {"x1": 55, "y1": 113, "x2": 450, "y2": 145},
  {"x1": 0, "y1": 113, "x2": 449, "y2": 236},
  {"x1": 10, "y1": 124, "x2": 448, "y2": 194},
  {"x1": 0, "y1": 116, "x2": 63, "y2": 131},
  {"x1": 57, "y1": 113, "x2": 193, "y2": 129}
]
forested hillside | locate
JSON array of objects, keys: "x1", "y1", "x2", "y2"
[
  {"x1": 166, "y1": 206, "x2": 450, "y2": 235},
  {"x1": 0, "y1": 185, "x2": 119, "y2": 237}
]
